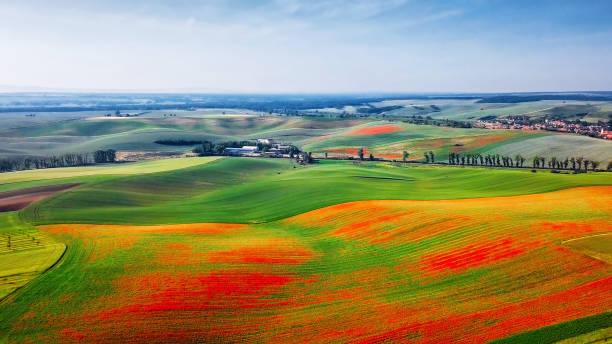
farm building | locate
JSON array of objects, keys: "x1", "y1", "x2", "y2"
[
  {"x1": 257, "y1": 138, "x2": 276, "y2": 145},
  {"x1": 225, "y1": 146, "x2": 259, "y2": 156}
]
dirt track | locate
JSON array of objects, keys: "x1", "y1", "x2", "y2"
[{"x1": 0, "y1": 183, "x2": 80, "y2": 212}]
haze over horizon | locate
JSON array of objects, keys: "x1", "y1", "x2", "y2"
[{"x1": 2, "y1": 0, "x2": 612, "y2": 93}]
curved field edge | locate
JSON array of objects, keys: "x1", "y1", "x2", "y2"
[
  {"x1": 20, "y1": 159, "x2": 612, "y2": 226},
  {"x1": 489, "y1": 312, "x2": 611, "y2": 344},
  {"x1": 1, "y1": 186, "x2": 610, "y2": 343},
  {"x1": 0, "y1": 212, "x2": 66, "y2": 301}
]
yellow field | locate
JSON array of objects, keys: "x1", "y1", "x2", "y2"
[{"x1": 0, "y1": 157, "x2": 220, "y2": 184}]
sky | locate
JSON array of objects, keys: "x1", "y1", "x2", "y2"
[{"x1": 1, "y1": 0, "x2": 612, "y2": 93}]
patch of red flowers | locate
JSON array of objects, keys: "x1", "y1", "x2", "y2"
[{"x1": 348, "y1": 125, "x2": 403, "y2": 136}]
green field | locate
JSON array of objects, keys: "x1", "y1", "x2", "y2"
[
  {"x1": 1, "y1": 102, "x2": 611, "y2": 343},
  {"x1": 0, "y1": 156, "x2": 219, "y2": 187},
  {"x1": 16, "y1": 158, "x2": 612, "y2": 225},
  {"x1": 2, "y1": 108, "x2": 611, "y2": 166},
  {"x1": 0, "y1": 157, "x2": 610, "y2": 343}
]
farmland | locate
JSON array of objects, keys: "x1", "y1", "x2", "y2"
[
  {"x1": 0, "y1": 95, "x2": 611, "y2": 343},
  {"x1": 2, "y1": 105, "x2": 612, "y2": 166},
  {"x1": 0, "y1": 156, "x2": 611, "y2": 343},
  {"x1": 4, "y1": 0, "x2": 612, "y2": 340}
]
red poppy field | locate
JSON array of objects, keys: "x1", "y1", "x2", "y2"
[
  {"x1": 2, "y1": 186, "x2": 610, "y2": 343},
  {"x1": 347, "y1": 124, "x2": 403, "y2": 136}
]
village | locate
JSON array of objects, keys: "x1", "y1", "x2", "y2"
[{"x1": 474, "y1": 115, "x2": 612, "y2": 140}]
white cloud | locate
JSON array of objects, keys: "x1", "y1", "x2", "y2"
[{"x1": 0, "y1": 1, "x2": 610, "y2": 92}]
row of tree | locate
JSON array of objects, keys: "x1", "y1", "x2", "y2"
[
  {"x1": 532, "y1": 155, "x2": 602, "y2": 171},
  {"x1": 446, "y1": 152, "x2": 609, "y2": 171},
  {"x1": 327, "y1": 148, "x2": 611, "y2": 172},
  {"x1": 448, "y1": 152, "x2": 526, "y2": 167},
  {"x1": 0, "y1": 150, "x2": 116, "y2": 173}
]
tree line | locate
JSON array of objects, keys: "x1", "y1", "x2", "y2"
[
  {"x1": 448, "y1": 152, "x2": 526, "y2": 168},
  {"x1": 0, "y1": 150, "x2": 116, "y2": 173},
  {"x1": 446, "y1": 152, "x2": 609, "y2": 171}
]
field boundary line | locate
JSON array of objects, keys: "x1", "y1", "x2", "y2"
[
  {"x1": 0, "y1": 242, "x2": 67, "y2": 305},
  {"x1": 562, "y1": 233, "x2": 612, "y2": 244}
]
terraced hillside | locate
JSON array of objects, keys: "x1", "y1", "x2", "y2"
[{"x1": 0, "y1": 158, "x2": 611, "y2": 343}]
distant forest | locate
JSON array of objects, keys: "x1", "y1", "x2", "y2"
[{"x1": 2, "y1": 92, "x2": 611, "y2": 114}]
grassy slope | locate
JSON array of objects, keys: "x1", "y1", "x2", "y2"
[
  {"x1": 0, "y1": 212, "x2": 65, "y2": 300},
  {"x1": 0, "y1": 115, "x2": 360, "y2": 157},
  {"x1": 302, "y1": 120, "x2": 612, "y2": 165},
  {"x1": 0, "y1": 157, "x2": 219, "y2": 302},
  {"x1": 1, "y1": 185, "x2": 610, "y2": 343},
  {"x1": 21, "y1": 158, "x2": 612, "y2": 225},
  {"x1": 478, "y1": 133, "x2": 612, "y2": 164},
  {"x1": 302, "y1": 122, "x2": 485, "y2": 151},
  {"x1": 1, "y1": 158, "x2": 610, "y2": 342},
  {"x1": 0, "y1": 157, "x2": 219, "y2": 187},
  {"x1": 489, "y1": 312, "x2": 611, "y2": 344},
  {"x1": 3, "y1": 113, "x2": 610, "y2": 165}
]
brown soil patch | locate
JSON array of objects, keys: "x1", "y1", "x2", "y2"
[{"x1": 0, "y1": 183, "x2": 80, "y2": 212}]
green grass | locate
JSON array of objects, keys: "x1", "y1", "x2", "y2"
[
  {"x1": 1, "y1": 163, "x2": 610, "y2": 342},
  {"x1": 490, "y1": 312, "x2": 611, "y2": 344},
  {"x1": 0, "y1": 157, "x2": 611, "y2": 342},
  {"x1": 0, "y1": 212, "x2": 65, "y2": 300},
  {"x1": 20, "y1": 158, "x2": 612, "y2": 225},
  {"x1": 0, "y1": 157, "x2": 220, "y2": 186}
]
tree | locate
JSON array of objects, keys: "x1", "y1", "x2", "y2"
[
  {"x1": 106, "y1": 149, "x2": 116, "y2": 162},
  {"x1": 402, "y1": 151, "x2": 409, "y2": 162},
  {"x1": 576, "y1": 157, "x2": 583, "y2": 171},
  {"x1": 570, "y1": 157, "x2": 576, "y2": 170},
  {"x1": 357, "y1": 148, "x2": 364, "y2": 161},
  {"x1": 302, "y1": 152, "x2": 313, "y2": 164},
  {"x1": 590, "y1": 160, "x2": 599, "y2": 171},
  {"x1": 550, "y1": 157, "x2": 558, "y2": 169}
]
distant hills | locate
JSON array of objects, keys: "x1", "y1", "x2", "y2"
[{"x1": 0, "y1": 92, "x2": 611, "y2": 113}]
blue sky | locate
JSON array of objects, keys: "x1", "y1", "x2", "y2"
[{"x1": 1, "y1": 0, "x2": 611, "y2": 93}]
